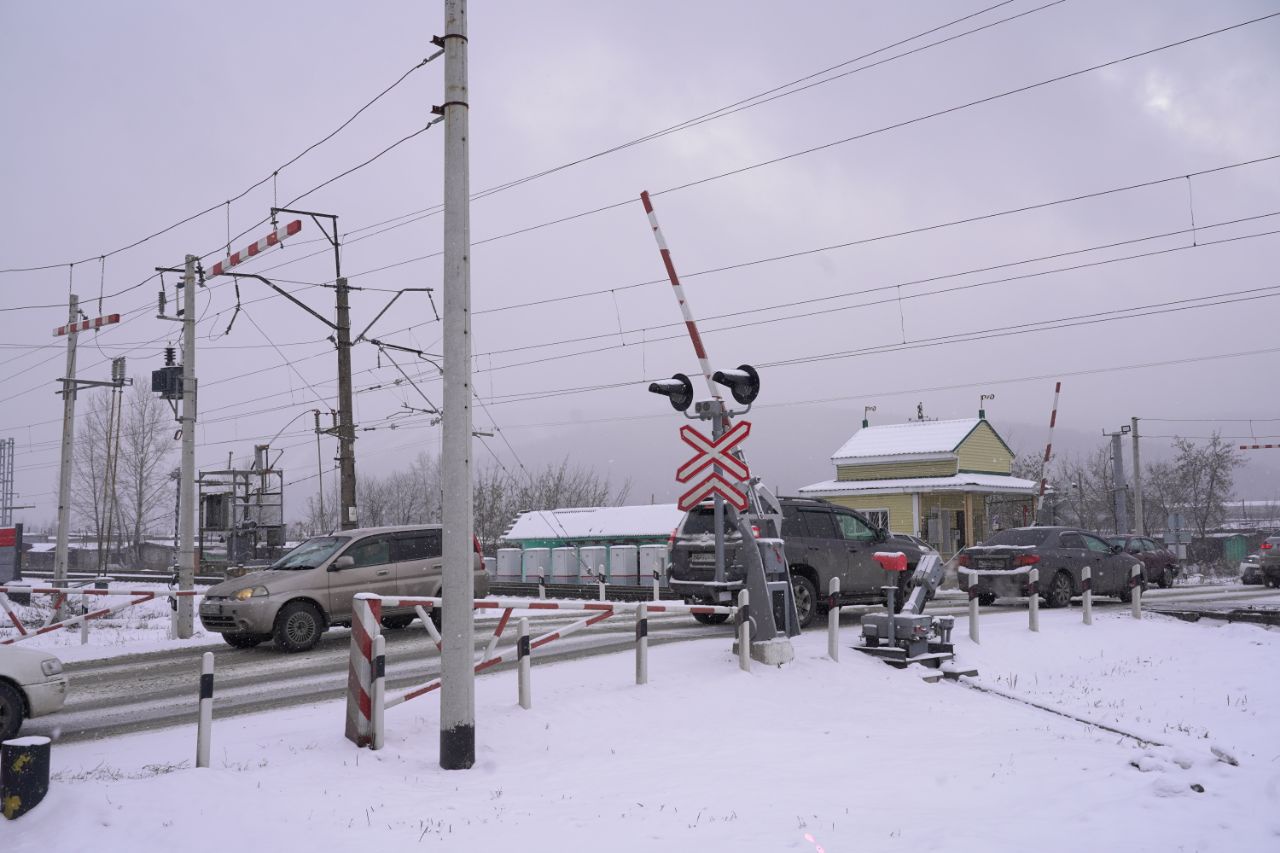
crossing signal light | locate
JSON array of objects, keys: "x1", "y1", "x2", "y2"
[
  {"x1": 649, "y1": 373, "x2": 694, "y2": 412},
  {"x1": 712, "y1": 364, "x2": 760, "y2": 406}
]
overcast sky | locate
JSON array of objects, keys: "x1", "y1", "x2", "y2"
[{"x1": 3, "y1": 0, "x2": 1279, "y2": 528}]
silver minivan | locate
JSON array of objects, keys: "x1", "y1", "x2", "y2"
[{"x1": 199, "y1": 525, "x2": 489, "y2": 652}]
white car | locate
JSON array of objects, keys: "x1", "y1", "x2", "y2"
[{"x1": 0, "y1": 645, "x2": 68, "y2": 741}]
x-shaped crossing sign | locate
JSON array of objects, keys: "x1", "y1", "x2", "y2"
[{"x1": 676, "y1": 420, "x2": 751, "y2": 511}]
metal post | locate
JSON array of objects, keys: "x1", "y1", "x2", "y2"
[
  {"x1": 1131, "y1": 564, "x2": 1142, "y2": 619},
  {"x1": 517, "y1": 617, "x2": 531, "y2": 709},
  {"x1": 537, "y1": 574, "x2": 545, "y2": 599},
  {"x1": 966, "y1": 570, "x2": 980, "y2": 644},
  {"x1": 439, "y1": 0, "x2": 475, "y2": 771},
  {"x1": 635, "y1": 603, "x2": 648, "y2": 685},
  {"x1": 313, "y1": 409, "x2": 326, "y2": 527},
  {"x1": 52, "y1": 295, "x2": 79, "y2": 619},
  {"x1": 652, "y1": 570, "x2": 660, "y2": 602},
  {"x1": 1131, "y1": 417, "x2": 1144, "y2": 536},
  {"x1": 177, "y1": 256, "x2": 197, "y2": 638},
  {"x1": 597, "y1": 569, "x2": 606, "y2": 602},
  {"x1": 335, "y1": 277, "x2": 357, "y2": 530},
  {"x1": 1028, "y1": 567, "x2": 1040, "y2": 632},
  {"x1": 737, "y1": 589, "x2": 750, "y2": 672},
  {"x1": 196, "y1": 651, "x2": 213, "y2": 768},
  {"x1": 1081, "y1": 565, "x2": 1093, "y2": 625},
  {"x1": 826, "y1": 577, "x2": 840, "y2": 661},
  {"x1": 371, "y1": 634, "x2": 386, "y2": 750}
]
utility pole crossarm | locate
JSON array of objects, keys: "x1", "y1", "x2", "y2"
[{"x1": 216, "y1": 272, "x2": 337, "y2": 330}]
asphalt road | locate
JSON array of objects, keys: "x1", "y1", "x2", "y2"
[{"x1": 23, "y1": 583, "x2": 1280, "y2": 744}]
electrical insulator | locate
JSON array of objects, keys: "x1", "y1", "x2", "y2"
[
  {"x1": 164, "y1": 346, "x2": 176, "y2": 366},
  {"x1": 158, "y1": 290, "x2": 167, "y2": 315},
  {"x1": 111, "y1": 357, "x2": 126, "y2": 385}
]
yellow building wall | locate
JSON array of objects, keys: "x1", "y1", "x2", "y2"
[
  {"x1": 825, "y1": 493, "x2": 915, "y2": 534},
  {"x1": 955, "y1": 421, "x2": 1013, "y2": 474},
  {"x1": 836, "y1": 459, "x2": 956, "y2": 481}
]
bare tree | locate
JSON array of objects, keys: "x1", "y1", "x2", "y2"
[
  {"x1": 116, "y1": 380, "x2": 174, "y2": 566},
  {"x1": 70, "y1": 390, "x2": 112, "y2": 551},
  {"x1": 1172, "y1": 433, "x2": 1242, "y2": 538}
]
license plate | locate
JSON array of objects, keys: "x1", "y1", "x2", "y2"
[
  {"x1": 689, "y1": 553, "x2": 715, "y2": 565},
  {"x1": 978, "y1": 559, "x2": 1005, "y2": 569}
]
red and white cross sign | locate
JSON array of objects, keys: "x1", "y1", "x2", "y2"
[{"x1": 675, "y1": 420, "x2": 751, "y2": 511}]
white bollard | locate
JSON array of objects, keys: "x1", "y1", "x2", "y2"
[
  {"x1": 1028, "y1": 568, "x2": 1040, "y2": 633},
  {"x1": 371, "y1": 634, "x2": 386, "y2": 750},
  {"x1": 196, "y1": 652, "x2": 213, "y2": 768},
  {"x1": 80, "y1": 592, "x2": 89, "y2": 645},
  {"x1": 827, "y1": 577, "x2": 840, "y2": 661},
  {"x1": 635, "y1": 603, "x2": 648, "y2": 685},
  {"x1": 537, "y1": 574, "x2": 546, "y2": 599},
  {"x1": 737, "y1": 589, "x2": 751, "y2": 673},
  {"x1": 1131, "y1": 564, "x2": 1142, "y2": 619},
  {"x1": 597, "y1": 566, "x2": 607, "y2": 602},
  {"x1": 1081, "y1": 565, "x2": 1093, "y2": 625},
  {"x1": 652, "y1": 570, "x2": 661, "y2": 602},
  {"x1": 966, "y1": 570, "x2": 980, "y2": 644},
  {"x1": 517, "y1": 617, "x2": 531, "y2": 709}
]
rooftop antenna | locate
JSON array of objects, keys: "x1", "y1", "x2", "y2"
[
  {"x1": 979, "y1": 393, "x2": 995, "y2": 419},
  {"x1": 916, "y1": 402, "x2": 925, "y2": 422},
  {"x1": 862, "y1": 405, "x2": 877, "y2": 429}
]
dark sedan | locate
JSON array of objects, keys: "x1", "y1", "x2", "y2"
[
  {"x1": 957, "y1": 526, "x2": 1144, "y2": 608},
  {"x1": 1108, "y1": 535, "x2": 1180, "y2": 588}
]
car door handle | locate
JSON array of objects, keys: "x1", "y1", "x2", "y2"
[
  {"x1": 807, "y1": 545, "x2": 821, "y2": 551},
  {"x1": 376, "y1": 569, "x2": 391, "y2": 576}
]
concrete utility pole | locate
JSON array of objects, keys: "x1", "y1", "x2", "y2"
[
  {"x1": 52, "y1": 294, "x2": 80, "y2": 605},
  {"x1": 1131, "y1": 417, "x2": 1144, "y2": 535},
  {"x1": 177, "y1": 255, "x2": 198, "y2": 637},
  {"x1": 1108, "y1": 428, "x2": 1129, "y2": 535},
  {"x1": 439, "y1": 0, "x2": 475, "y2": 770},
  {"x1": 335, "y1": 277, "x2": 357, "y2": 529}
]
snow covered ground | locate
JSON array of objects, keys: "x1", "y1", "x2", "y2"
[{"x1": 6, "y1": 607, "x2": 1278, "y2": 851}]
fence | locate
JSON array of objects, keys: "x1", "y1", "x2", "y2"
[
  {"x1": 0, "y1": 584, "x2": 201, "y2": 644},
  {"x1": 345, "y1": 592, "x2": 744, "y2": 748}
]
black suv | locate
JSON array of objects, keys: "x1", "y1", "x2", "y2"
[{"x1": 668, "y1": 497, "x2": 928, "y2": 629}]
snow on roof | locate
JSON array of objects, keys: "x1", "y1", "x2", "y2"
[
  {"x1": 830, "y1": 418, "x2": 984, "y2": 463},
  {"x1": 503, "y1": 504, "x2": 686, "y2": 542},
  {"x1": 798, "y1": 472, "x2": 1037, "y2": 496}
]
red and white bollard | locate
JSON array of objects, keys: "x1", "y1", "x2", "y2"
[
  {"x1": 1027, "y1": 568, "x2": 1040, "y2": 633},
  {"x1": 1081, "y1": 565, "x2": 1093, "y2": 625},
  {"x1": 827, "y1": 577, "x2": 840, "y2": 661},
  {"x1": 344, "y1": 593, "x2": 382, "y2": 747},
  {"x1": 1131, "y1": 564, "x2": 1143, "y2": 620},
  {"x1": 196, "y1": 652, "x2": 213, "y2": 768},
  {"x1": 635, "y1": 603, "x2": 649, "y2": 685}
]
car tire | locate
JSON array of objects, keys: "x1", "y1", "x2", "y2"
[
  {"x1": 273, "y1": 601, "x2": 325, "y2": 652},
  {"x1": 791, "y1": 574, "x2": 818, "y2": 629},
  {"x1": 977, "y1": 593, "x2": 997, "y2": 607},
  {"x1": 382, "y1": 614, "x2": 415, "y2": 630},
  {"x1": 222, "y1": 632, "x2": 267, "y2": 649},
  {"x1": 0, "y1": 681, "x2": 24, "y2": 742},
  {"x1": 692, "y1": 611, "x2": 730, "y2": 626},
  {"x1": 1044, "y1": 571, "x2": 1073, "y2": 609}
]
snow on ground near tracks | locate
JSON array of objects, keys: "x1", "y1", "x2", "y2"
[{"x1": 8, "y1": 610, "x2": 1279, "y2": 852}]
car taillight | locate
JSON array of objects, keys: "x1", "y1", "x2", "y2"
[
  {"x1": 750, "y1": 525, "x2": 760, "y2": 538},
  {"x1": 1263, "y1": 542, "x2": 1274, "y2": 550},
  {"x1": 1013, "y1": 554, "x2": 1041, "y2": 567},
  {"x1": 668, "y1": 528, "x2": 678, "y2": 548},
  {"x1": 956, "y1": 554, "x2": 971, "y2": 567}
]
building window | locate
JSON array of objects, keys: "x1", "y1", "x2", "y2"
[{"x1": 863, "y1": 509, "x2": 890, "y2": 532}]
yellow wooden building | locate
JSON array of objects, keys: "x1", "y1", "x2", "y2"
[{"x1": 798, "y1": 417, "x2": 1036, "y2": 557}]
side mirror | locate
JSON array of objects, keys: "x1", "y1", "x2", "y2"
[
  {"x1": 330, "y1": 555, "x2": 355, "y2": 571},
  {"x1": 875, "y1": 527, "x2": 888, "y2": 542},
  {"x1": 1110, "y1": 545, "x2": 1123, "y2": 554}
]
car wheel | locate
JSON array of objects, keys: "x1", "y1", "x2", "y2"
[
  {"x1": 382, "y1": 614, "x2": 415, "y2": 630},
  {"x1": 692, "y1": 611, "x2": 730, "y2": 626},
  {"x1": 791, "y1": 574, "x2": 818, "y2": 629},
  {"x1": 977, "y1": 593, "x2": 997, "y2": 607},
  {"x1": 1156, "y1": 571, "x2": 1170, "y2": 590},
  {"x1": 222, "y1": 632, "x2": 266, "y2": 649},
  {"x1": 0, "y1": 681, "x2": 24, "y2": 741},
  {"x1": 273, "y1": 601, "x2": 325, "y2": 652},
  {"x1": 1044, "y1": 571, "x2": 1073, "y2": 609}
]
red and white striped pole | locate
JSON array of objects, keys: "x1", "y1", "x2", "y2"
[
  {"x1": 344, "y1": 593, "x2": 382, "y2": 747},
  {"x1": 207, "y1": 219, "x2": 302, "y2": 279},
  {"x1": 1036, "y1": 382, "x2": 1062, "y2": 521},
  {"x1": 639, "y1": 191, "x2": 723, "y2": 404},
  {"x1": 1239, "y1": 444, "x2": 1280, "y2": 450}
]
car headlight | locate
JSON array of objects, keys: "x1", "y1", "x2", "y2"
[
  {"x1": 233, "y1": 586, "x2": 268, "y2": 601},
  {"x1": 41, "y1": 658, "x2": 63, "y2": 677}
]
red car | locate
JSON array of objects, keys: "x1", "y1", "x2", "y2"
[{"x1": 1108, "y1": 535, "x2": 1180, "y2": 588}]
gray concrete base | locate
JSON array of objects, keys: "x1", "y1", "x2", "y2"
[{"x1": 748, "y1": 637, "x2": 794, "y2": 666}]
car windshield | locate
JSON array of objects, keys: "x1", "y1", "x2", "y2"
[
  {"x1": 983, "y1": 528, "x2": 1051, "y2": 547},
  {"x1": 270, "y1": 536, "x2": 348, "y2": 570}
]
